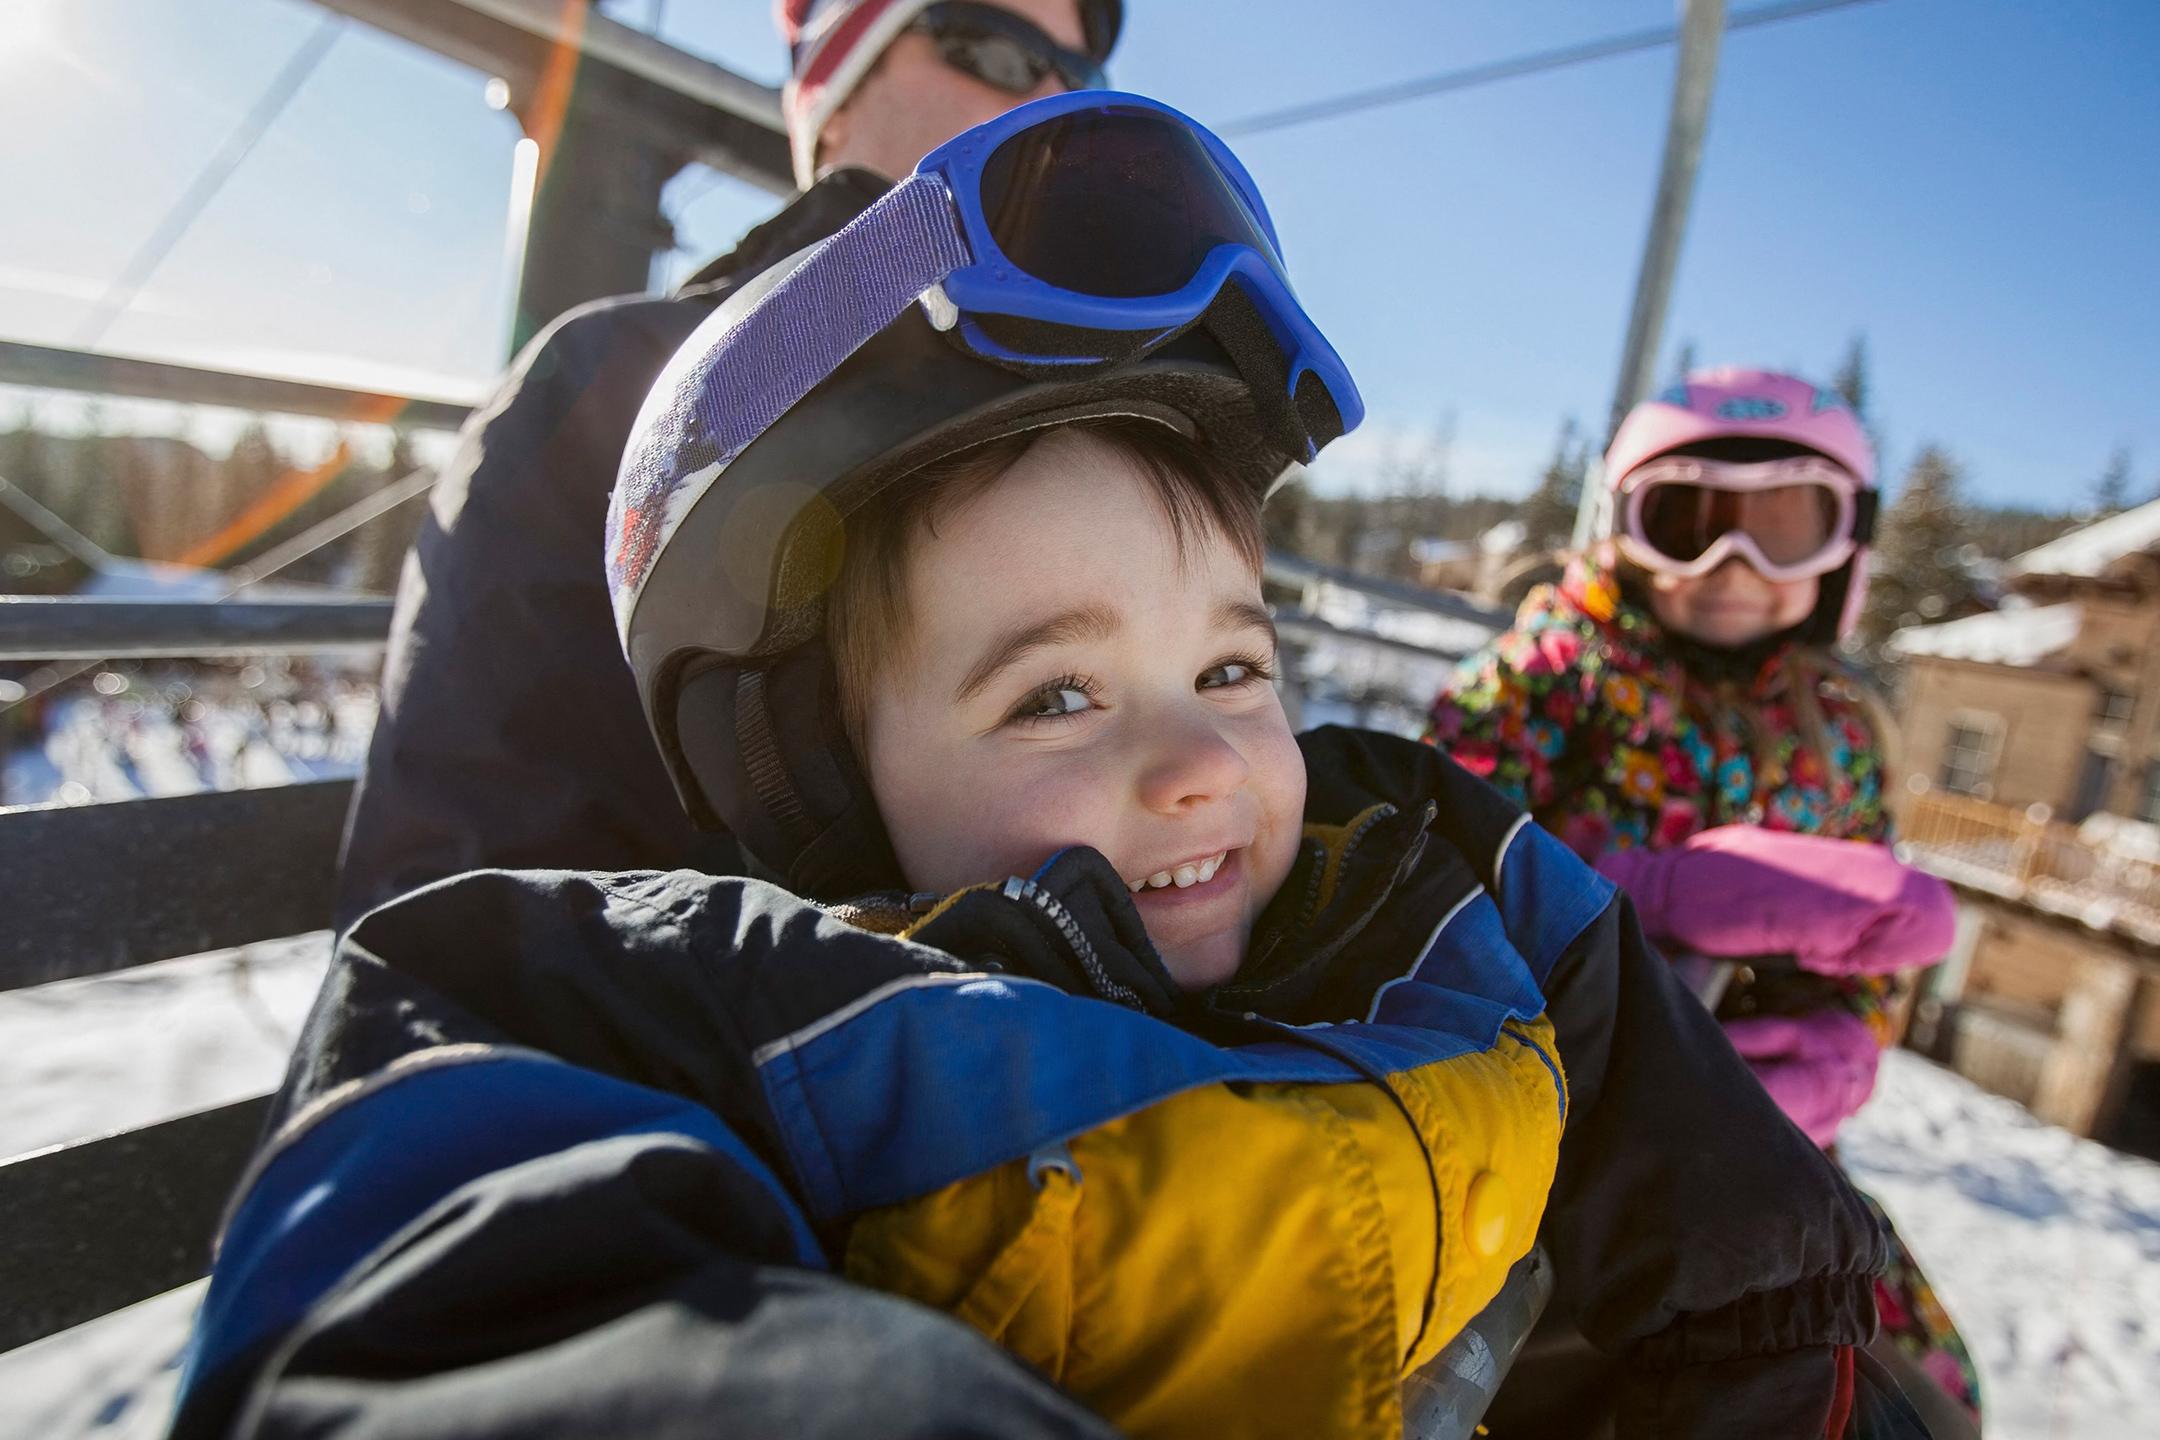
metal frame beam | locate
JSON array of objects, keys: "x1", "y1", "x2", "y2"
[
  {"x1": 0, "y1": 338, "x2": 475, "y2": 431},
  {"x1": 0, "y1": 781, "x2": 353, "y2": 992},
  {"x1": 0, "y1": 1096, "x2": 273, "y2": 1352},
  {"x1": 0, "y1": 598, "x2": 394, "y2": 661},
  {"x1": 313, "y1": 0, "x2": 790, "y2": 194}
]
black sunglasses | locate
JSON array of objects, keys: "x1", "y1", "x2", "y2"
[{"x1": 908, "y1": 1, "x2": 1108, "y2": 95}]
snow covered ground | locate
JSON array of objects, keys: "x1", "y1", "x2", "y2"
[
  {"x1": 1, "y1": 663, "x2": 374, "y2": 809},
  {"x1": 0, "y1": 942, "x2": 328, "y2": 1440},
  {"x1": 1843, "y1": 1050, "x2": 2160, "y2": 1438},
  {"x1": 1, "y1": 950, "x2": 2155, "y2": 1438}
]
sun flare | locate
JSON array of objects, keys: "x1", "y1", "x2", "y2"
[{"x1": 0, "y1": 2, "x2": 54, "y2": 67}]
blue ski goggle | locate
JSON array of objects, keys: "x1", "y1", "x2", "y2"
[
  {"x1": 654, "y1": 91, "x2": 1356, "y2": 461},
  {"x1": 914, "y1": 89, "x2": 1359, "y2": 435}
]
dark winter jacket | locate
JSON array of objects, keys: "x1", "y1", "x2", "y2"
[
  {"x1": 332, "y1": 170, "x2": 892, "y2": 929},
  {"x1": 172, "y1": 729, "x2": 1889, "y2": 1439}
]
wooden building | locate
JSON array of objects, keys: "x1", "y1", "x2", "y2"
[
  {"x1": 1891, "y1": 500, "x2": 2160, "y2": 1151},
  {"x1": 1892, "y1": 497, "x2": 2160, "y2": 821}
]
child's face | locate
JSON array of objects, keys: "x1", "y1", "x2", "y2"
[
  {"x1": 859, "y1": 429, "x2": 1306, "y2": 991},
  {"x1": 1645, "y1": 557, "x2": 1818, "y2": 648}
]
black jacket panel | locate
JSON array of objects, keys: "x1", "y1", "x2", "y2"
[{"x1": 334, "y1": 172, "x2": 889, "y2": 927}]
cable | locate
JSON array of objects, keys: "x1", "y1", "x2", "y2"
[
  {"x1": 222, "y1": 465, "x2": 439, "y2": 590},
  {"x1": 1216, "y1": 0, "x2": 1883, "y2": 139},
  {"x1": 73, "y1": 15, "x2": 346, "y2": 347}
]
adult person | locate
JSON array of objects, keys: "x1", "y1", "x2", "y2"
[{"x1": 335, "y1": 0, "x2": 1121, "y2": 926}]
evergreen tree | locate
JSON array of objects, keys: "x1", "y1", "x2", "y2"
[
  {"x1": 1669, "y1": 339, "x2": 1698, "y2": 387},
  {"x1": 1831, "y1": 334, "x2": 1871, "y2": 422},
  {"x1": 224, "y1": 419, "x2": 286, "y2": 504},
  {"x1": 69, "y1": 403, "x2": 137, "y2": 557},
  {"x1": 0, "y1": 405, "x2": 47, "y2": 488},
  {"x1": 1519, "y1": 418, "x2": 1587, "y2": 551},
  {"x1": 1262, "y1": 470, "x2": 1310, "y2": 557},
  {"x1": 1862, "y1": 445, "x2": 1977, "y2": 645},
  {"x1": 2091, "y1": 445, "x2": 2132, "y2": 515},
  {"x1": 383, "y1": 426, "x2": 421, "y2": 481}
]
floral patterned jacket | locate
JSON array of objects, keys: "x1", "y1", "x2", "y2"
[{"x1": 1429, "y1": 558, "x2": 1889, "y2": 859}]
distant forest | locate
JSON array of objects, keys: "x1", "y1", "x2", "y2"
[
  {"x1": 1, "y1": 332, "x2": 2135, "y2": 652},
  {"x1": 0, "y1": 409, "x2": 428, "y2": 595}
]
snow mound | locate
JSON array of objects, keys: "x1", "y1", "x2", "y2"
[{"x1": 1844, "y1": 1050, "x2": 2160, "y2": 1439}]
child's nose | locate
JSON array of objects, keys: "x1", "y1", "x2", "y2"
[
  {"x1": 1707, "y1": 554, "x2": 1762, "y2": 586},
  {"x1": 1136, "y1": 714, "x2": 1251, "y2": 814}
]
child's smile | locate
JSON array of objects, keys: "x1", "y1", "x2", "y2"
[{"x1": 1647, "y1": 555, "x2": 1818, "y2": 648}]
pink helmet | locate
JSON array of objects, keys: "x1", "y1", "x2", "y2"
[{"x1": 1603, "y1": 367, "x2": 1878, "y2": 644}]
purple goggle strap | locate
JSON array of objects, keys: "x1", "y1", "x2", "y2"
[{"x1": 608, "y1": 170, "x2": 972, "y2": 632}]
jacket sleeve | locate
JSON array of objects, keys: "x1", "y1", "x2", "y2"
[
  {"x1": 171, "y1": 869, "x2": 1122, "y2": 1440},
  {"x1": 1299, "y1": 728, "x2": 1890, "y2": 1439},
  {"x1": 333, "y1": 298, "x2": 740, "y2": 929},
  {"x1": 1538, "y1": 881, "x2": 1885, "y2": 1434},
  {"x1": 1425, "y1": 600, "x2": 1593, "y2": 815}
]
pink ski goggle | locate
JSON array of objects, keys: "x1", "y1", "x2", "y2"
[{"x1": 1614, "y1": 455, "x2": 1876, "y2": 583}]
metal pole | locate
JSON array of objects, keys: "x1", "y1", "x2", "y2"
[{"x1": 1575, "y1": 0, "x2": 1727, "y2": 546}]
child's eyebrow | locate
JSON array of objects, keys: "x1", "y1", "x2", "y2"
[
  {"x1": 1215, "y1": 598, "x2": 1279, "y2": 649},
  {"x1": 954, "y1": 602, "x2": 1121, "y2": 704}
]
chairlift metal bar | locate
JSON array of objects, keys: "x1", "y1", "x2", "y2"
[
  {"x1": 458, "y1": 0, "x2": 782, "y2": 134},
  {"x1": 0, "y1": 598, "x2": 394, "y2": 662},
  {"x1": 313, "y1": 0, "x2": 790, "y2": 193},
  {"x1": 1274, "y1": 609, "x2": 1494, "y2": 664},
  {"x1": 0, "y1": 1096, "x2": 272, "y2": 1353},
  {"x1": 0, "y1": 338, "x2": 475, "y2": 431},
  {"x1": 0, "y1": 781, "x2": 351, "y2": 992}
]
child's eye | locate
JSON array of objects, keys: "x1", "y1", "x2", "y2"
[
  {"x1": 1009, "y1": 675, "x2": 1100, "y2": 724},
  {"x1": 1199, "y1": 654, "x2": 1277, "y2": 691}
]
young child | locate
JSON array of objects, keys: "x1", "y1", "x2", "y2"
[
  {"x1": 171, "y1": 107, "x2": 1911, "y2": 1440},
  {"x1": 1431, "y1": 368, "x2": 1980, "y2": 1426}
]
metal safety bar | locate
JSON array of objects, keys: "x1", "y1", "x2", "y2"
[
  {"x1": 0, "y1": 337, "x2": 476, "y2": 431},
  {"x1": 0, "y1": 597, "x2": 395, "y2": 661}
]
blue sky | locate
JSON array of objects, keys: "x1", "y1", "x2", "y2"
[{"x1": 3, "y1": 0, "x2": 2156, "y2": 509}]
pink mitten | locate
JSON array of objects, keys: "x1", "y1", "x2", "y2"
[
  {"x1": 1595, "y1": 826, "x2": 1955, "y2": 977},
  {"x1": 1724, "y1": 1011, "x2": 1881, "y2": 1147}
]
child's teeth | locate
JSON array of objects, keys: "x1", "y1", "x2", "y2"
[
  {"x1": 1128, "y1": 877, "x2": 1145, "y2": 893},
  {"x1": 1173, "y1": 865, "x2": 1198, "y2": 888},
  {"x1": 1198, "y1": 854, "x2": 1222, "y2": 882},
  {"x1": 1148, "y1": 870, "x2": 1172, "y2": 889}
]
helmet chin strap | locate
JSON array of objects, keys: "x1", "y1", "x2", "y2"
[{"x1": 669, "y1": 640, "x2": 904, "y2": 900}]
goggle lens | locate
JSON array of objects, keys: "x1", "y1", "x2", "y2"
[
  {"x1": 978, "y1": 106, "x2": 1278, "y2": 298},
  {"x1": 1637, "y1": 481, "x2": 1841, "y2": 567}
]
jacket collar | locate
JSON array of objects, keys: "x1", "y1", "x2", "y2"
[
  {"x1": 827, "y1": 798, "x2": 1443, "y2": 1026},
  {"x1": 1211, "y1": 798, "x2": 1443, "y2": 1023}
]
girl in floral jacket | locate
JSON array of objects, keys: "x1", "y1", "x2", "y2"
[{"x1": 1432, "y1": 369, "x2": 1983, "y2": 1428}]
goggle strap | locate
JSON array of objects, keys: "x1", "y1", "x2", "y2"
[
  {"x1": 1850, "y1": 488, "x2": 1879, "y2": 544},
  {"x1": 1205, "y1": 279, "x2": 1337, "y2": 458},
  {"x1": 966, "y1": 312, "x2": 1166, "y2": 371},
  {"x1": 610, "y1": 172, "x2": 969, "y2": 611},
  {"x1": 695, "y1": 170, "x2": 970, "y2": 473}
]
